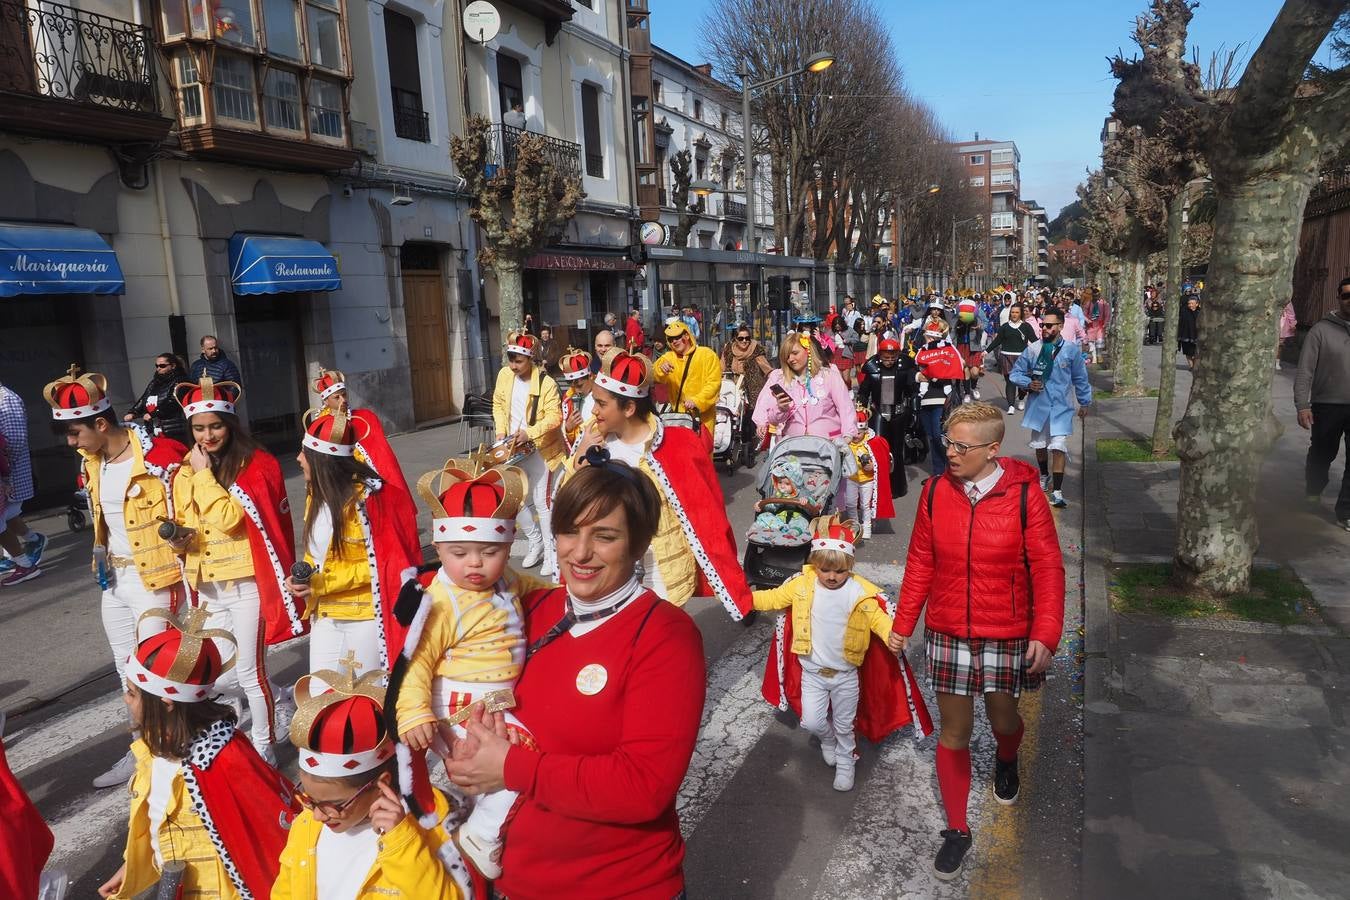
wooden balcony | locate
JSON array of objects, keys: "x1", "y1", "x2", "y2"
[
  {"x1": 178, "y1": 125, "x2": 357, "y2": 171},
  {"x1": 501, "y1": 0, "x2": 572, "y2": 44},
  {"x1": 0, "y1": 0, "x2": 172, "y2": 144}
]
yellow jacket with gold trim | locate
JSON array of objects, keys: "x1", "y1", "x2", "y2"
[
  {"x1": 752, "y1": 568, "x2": 893, "y2": 667},
  {"x1": 114, "y1": 739, "x2": 239, "y2": 900},
  {"x1": 80, "y1": 427, "x2": 187, "y2": 592},
  {"x1": 301, "y1": 486, "x2": 375, "y2": 621},
  {"x1": 172, "y1": 464, "x2": 255, "y2": 587},
  {"x1": 396, "y1": 567, "x2": 553, "y2": 735},
  {"x1": 491, "y1": 366, "x2": 565, "y2": 469},
  {"x1": 270, "y1": 788, "x2": 463, "y2": 900}
]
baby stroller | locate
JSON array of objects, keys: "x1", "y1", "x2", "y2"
[
  {"x1": 68, "y1": 464, "x2": 91, "y2": 532},
  {"x1": 711, "y1": 372, "x2": 750, "y2": 475},
  {"x1": 742, "y1": 436, "x2": 851, "y2": 589}
]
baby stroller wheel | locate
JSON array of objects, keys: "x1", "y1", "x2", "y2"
[{"x1": 68, "y1": 508, "x2": 87, "y2": 531}]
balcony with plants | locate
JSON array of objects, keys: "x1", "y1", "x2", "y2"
[
  {"x1": 154, "y1": 0, "x2": 357, "y2": 170},
  {"x1": 0, "y1": 0, "x2": 173, "y2": 143}
]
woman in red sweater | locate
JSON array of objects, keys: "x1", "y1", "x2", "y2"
[
  {"x1": 446, "y1": 456, "x2": 706, "y2": 900},
  {"x1": 893, "y1": 402, "x2": 1064, "y2": 881}
]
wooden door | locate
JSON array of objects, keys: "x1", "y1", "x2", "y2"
[{"x1": 403, "y1": 269, "x2": 453, "y2": 421}]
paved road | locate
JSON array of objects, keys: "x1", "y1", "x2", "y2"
[{"x1": 2, "y1": 379, "x2": 1086, "y2": 898}]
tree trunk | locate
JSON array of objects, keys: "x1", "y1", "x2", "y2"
[
  {"x1": 1113, "y1": 251, "x2": 1147, "y2": 395},
  {"x1": 495, "y1": 260, "x2": 525, "y2": 337},
  {"x1": 1153, "y1": 190, "x2": 1185, "y2": 457},
  {"x1": 1173, "y1": 172, "x2": 1312, "y2": 594}
]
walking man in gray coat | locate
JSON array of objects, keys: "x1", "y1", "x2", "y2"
[{"x1": 1296, "y1": 277, "x2": 1350, "y2": 531}]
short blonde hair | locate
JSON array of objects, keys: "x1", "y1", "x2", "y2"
[
  {"x1": 808, "y1": 548, "x2": 854, "y2": 571},
  {"x1": 944, "y1": 401, "x2": 1006, "y2": 443}
]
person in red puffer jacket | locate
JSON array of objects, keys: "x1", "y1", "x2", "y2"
[{"x1": 893, "y1": 402, "x2": 1064, "y2": 882}]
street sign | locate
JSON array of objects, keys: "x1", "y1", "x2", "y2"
[{"x1": 463, "y1": 1, "x2": 500, "y2": 43}]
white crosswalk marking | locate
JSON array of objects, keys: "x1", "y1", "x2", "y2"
[{"x1": 6, "y1": 692, "x2": 128, "y2": 778}]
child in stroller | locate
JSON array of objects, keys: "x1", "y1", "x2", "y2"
[{"x1": 742, "y1": 436, "x2": 851, "y2": 589}]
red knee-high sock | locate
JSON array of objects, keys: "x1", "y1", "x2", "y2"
[
  {"x1": 935, "y1": 744, "x2": 972, "y2": 833},
  {"x1": 994, "y1": 719, "x2": 1025, "y2": 763}
]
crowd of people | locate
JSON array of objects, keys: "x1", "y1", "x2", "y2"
[{"x1": 0, "y1": 284, "x2": 1101, "y2": 897}]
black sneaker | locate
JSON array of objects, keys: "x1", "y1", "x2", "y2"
[
  {"x1": 933, "y1": 828, "x2": 973, "y2": 881},
  {"x1": 994, "y1": 756, "x2": 1020, "y2": 805}
]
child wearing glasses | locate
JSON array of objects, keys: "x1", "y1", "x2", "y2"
[{"x1": 275, "y1": 660, "x2": 468, "y2": 900}]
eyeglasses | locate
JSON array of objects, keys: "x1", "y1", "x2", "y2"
[
  {"x1": 155, "y1": 363, "x2": 172, "y2": 369},
  {"x1": 1040, "y1": 322, "x2": 1061, "y2": 329},
  {"x1": 294, "y1": 778, "x2": 378, "y2": 818},
  {"x1": 940, "y1": 434, "x2": 997, "y2": 455},
  {"x1": 736, "y1": 336, "x2": 751, "y2": 342}
]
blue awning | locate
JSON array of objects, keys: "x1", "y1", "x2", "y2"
[
  {"x1": 0, "y1": 224, "x2": 125, "y2": 298},
  {"x1": 229, "y1": 234, "x2": 341, "y2": 295}
]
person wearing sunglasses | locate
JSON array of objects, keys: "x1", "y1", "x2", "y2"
[
  {"x1": 1008, "y1": 308, "x2": 1092, "y2": 508},
  {"x1": 1295, "y1": 276, "x2": 1350, "y2": 531},
  {"x1": 124, "y1": 353, "x2": 189, "y2": 441}
]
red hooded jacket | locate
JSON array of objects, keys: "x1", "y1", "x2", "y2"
[{"x1": 895, "y1": 458, "x2": 1065, "y2": 649}]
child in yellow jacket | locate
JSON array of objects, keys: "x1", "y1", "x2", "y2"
[
  {"x1": 275, "y1": 662, "x2": 466, "y2": 900},
  {"x1": 752, "y1": 515, "x2": 904, "y2": 792},
  {"x1": 390, "y1": 459, "x2": 551, "y2": 882}
]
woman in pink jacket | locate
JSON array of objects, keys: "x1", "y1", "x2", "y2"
[
  {"x1": 753, "y1": 331, "x2": 859, "y2": 444},
  {"x1": 1084, "y1": 290, "x2": 1110, "y2": 365}
]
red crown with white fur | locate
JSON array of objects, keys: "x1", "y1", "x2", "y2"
[
  {"x1": 418, "y1": 461, "x2": 525, "y2": 543},
  {"x1": 125, "y1": 606, "x2": 237, "y2": 702},
  {"x1": 44, "y1": 364, "x2": 111, "y2": 420},
  {"x1": 558, "y1": 347, "x2": 593, "y2": 381},
  {"x1": 176, "y1": 376, "x2": 240, "y2": 418},
  {"x1": 301, "y1": 407, "x2": 369, "y2": 457},
  {"x1": 505, "y1": 331, "x2": 537, "y2": 358},
  {"x1": 594, "y1": 351, "x2": 652, "y2": 398},
  {"x1": 313, "y1": 368, "x2": 346, "y2": 401},
  {"x1": 290, "y1": 657, "x2": 393, "y2": 777},
  {"x1": 811, "y1": 516, "x2": 857, "y2": 556}
]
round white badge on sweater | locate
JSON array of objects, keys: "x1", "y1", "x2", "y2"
[
  {"x1": 576, "y1": 663, "x2": 608, "y2": 696},
  {"x1": 127, "y1": 483, "x2": 143, "y2": 497}
]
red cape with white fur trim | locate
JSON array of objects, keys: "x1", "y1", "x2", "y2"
[
  {"x1": 865, "y1": 432, "x2": 896, "y2": 520},
  {"x1": 760, "y1": 599, "x2": 933, "y2": 743},
  {"x1": 231, "y1": 451, "x2": 306, "y2": 646},
  {"x1": 362, "y1": 477, "x2": 424, "y2": 668},
  {"x1": 650, "y1": 423, "x2": 753, "y2": 618},
  {"x1": 184, "y1": 724, "x2": 299, "y2": 900},
  {"x1": 0, "y1": 738, "x2": 51, "y2": 900},
  {"x1": 349, "y1": 408, "x2": 420, "y2": 551}
]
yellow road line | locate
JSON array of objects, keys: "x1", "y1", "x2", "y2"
[{"x1": 967, "y1": 504, "x2": 1062, "y2": 899}]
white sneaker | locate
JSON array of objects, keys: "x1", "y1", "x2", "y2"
[
  {"x1": 254, "y1": 742, "x2": 277, "y2": 767},
  {"x1": 961, "y1": 395, "x2": 972, "y2": 404},
  {"x1": 273, "y1": 693, "x2": 297, "y2": 744},
  {"x1": 455, "y1": 826, "x2": 503, "y2": 880},
  {"x1": 1017, "y1": 400, "x2": 1025, "y2": 410},
  {"x1": 833, "y1": 765, "x2": 856, "y2": 792},
  {"x1": 521, "y1": 543, "x2": 544, "y2": 568},
  {"x1": 820, "y1": 737, "x2": 838, "y2": 767},
  {"x1": 92, "y1": 749, "x2": 137, "y2": 788},
  {"x1": 539, "y1": 548, "x2": 557, "y2": 578},
  {"x1": 861, "y1": 522, "x2": 872, "y2": 540},
  {"x1": 1051, "y1": 490, "x2": 1067, "y2": 509},
  {"x1": 1040, "y1": 475, "x2": 1052, "y2": 493},
  {"x1": 972, "y1": 388, "x2": 982, "y2": 400},
  {"x1": 1007, "y1": 405, "x2": 1015, "y2": 415}
]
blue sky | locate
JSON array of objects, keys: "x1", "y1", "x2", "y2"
[{"x1": 647, "y1": 0, "x2": 1334, "y2": 221}]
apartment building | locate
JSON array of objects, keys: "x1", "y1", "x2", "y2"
[
  {"x1": 952, "y1": 138, "x2": 1023, "y2": 278},
  {"x1": 1022, "y1": 200, "x2": 1049, "y2": 282}
]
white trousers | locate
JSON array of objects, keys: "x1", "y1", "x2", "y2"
[
  {"x1": 800, "y1": 665, "x2": 860, "y2": 769},
  {"x1": 431, "y1": 679, "x2": 523, "y2": 850},
  {"x1": 837, "y1": 480, "x2": 876, "y2": 528},
  {"x1": 198, "y1": 579, "x2": 275, "y2": 750},
  {"x1": 308, "y1": 616, "x2": 384, "y2": 679},
  {"x1": 101, "y1": 565, "x2": 173, "y2": 687},
  {"x1": 515, "y1": 452, "x2": 555, "y2": 556}
]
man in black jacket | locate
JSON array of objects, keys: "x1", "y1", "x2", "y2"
[
  {"x1": 857, "y1": 338, "x2": 919, "y2": 496},
  {"x1": 188, "y1": 335, "x2": 243, "y2": 385}
]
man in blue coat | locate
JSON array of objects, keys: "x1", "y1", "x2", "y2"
[{"x1": 1010, "y1": 308, "x2": 1092, "y2": 508}]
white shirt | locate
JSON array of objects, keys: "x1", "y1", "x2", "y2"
[
  {"x1": 581, "y1": 393, "x2": 596, "y2": 423},
  {"x1": 963, "y1": 463, "x2": 1004, "y2": 504},
  {"x1": 148, "y1": 756, "x2": 181, "y2": 866},
  {"x1": 806, "y1": 578, "x2": 864, "y2": 672},
  {"x1": 316, "y1": 820, "x2": 381, "y2": 900},
  {"x1": 99, "y1": 456, "x2": 135, "y2": 557},
  {"x1": 509, "y1": 375, "x2": 530, "y2": 434},
  {"x1": 306, "y1": 502, "x2": 334, "y2": 567}
]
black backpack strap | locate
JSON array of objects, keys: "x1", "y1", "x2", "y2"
[{"x1": 673, "y1": 354, "x2": 694, "y2": 409}]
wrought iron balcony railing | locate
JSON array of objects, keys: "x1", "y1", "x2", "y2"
[
  {"x1": 485, "y1": 123, "x2": 581, "y2": 180},
  {"x1": 0, "y1": 0, "x2": 158, "y2": 113},
  {"x1": 719, "y1": 195, "x2": 746, "y2": 220},
  {"x1": 392, "y1": 89, "x2": 429, "y2": 142}
]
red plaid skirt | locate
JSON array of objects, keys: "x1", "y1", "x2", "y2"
[{"x1": 925, "y1": 630, "x2": 1044, "y2": 697}]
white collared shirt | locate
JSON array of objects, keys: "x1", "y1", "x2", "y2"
[{"x1": 963, "y1": 463, "x2": 1004, "y2": 503}]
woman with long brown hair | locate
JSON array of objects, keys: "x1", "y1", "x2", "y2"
[
  {"x1": 169, "y1": 377, "x2": 302, "y2": 763},
  {"x1": 286, "y1": 409, "x2": 421, "y2": 677}
]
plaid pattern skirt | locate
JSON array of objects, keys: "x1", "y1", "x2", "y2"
[{"x1": 925, "y1": 630, "x2": 1045, "y2": 697}]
